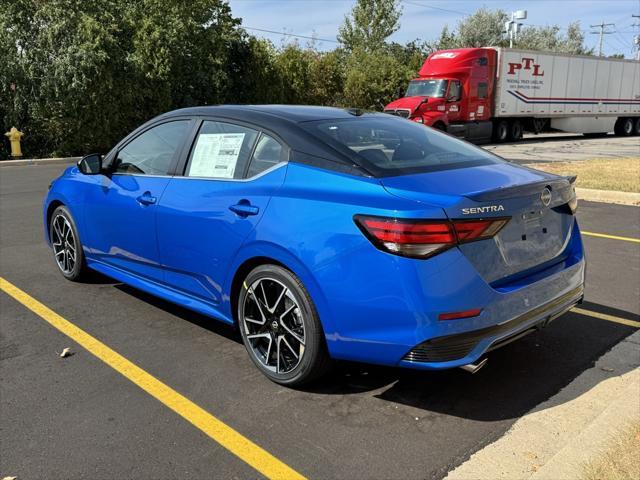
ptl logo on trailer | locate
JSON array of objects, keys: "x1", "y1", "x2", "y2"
[{"x1": 508, "y1": 58, "x2": 544, "y2": 76}]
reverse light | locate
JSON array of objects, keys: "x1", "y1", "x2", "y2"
[{"x1": 354, "y1": 215, "x2": 509, "y2": 259}]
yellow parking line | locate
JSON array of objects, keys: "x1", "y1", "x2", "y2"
[
  {"x1": 0, "y1": 277, "x2": 306, "y2": 480},
  {"x1": 572, "y1": 307, "x2": 640, "y2": 328},
  {"x1": 582, "y1": 231, "x2": 640, "y2": 244}
]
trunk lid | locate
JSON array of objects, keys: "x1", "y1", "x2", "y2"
[{"x1": 381, "y1": 163, "x2": 576, "y2": 284}]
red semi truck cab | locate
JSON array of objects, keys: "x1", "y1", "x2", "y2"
[{"x1": 385, "y1": 48, "x2": 497, "y2": 142}]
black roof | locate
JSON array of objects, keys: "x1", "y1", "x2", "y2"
[{"x1": 160, "y1": 104, "x2": 372, "y2": 123}]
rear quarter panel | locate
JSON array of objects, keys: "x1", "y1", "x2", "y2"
[{"x1": 225, "y1": 163, "x2": 448, "y2": 351}]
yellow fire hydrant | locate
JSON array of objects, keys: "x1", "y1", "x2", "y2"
[{"x1": 5, "y1": 127, "x2": 24, "y2": 158}]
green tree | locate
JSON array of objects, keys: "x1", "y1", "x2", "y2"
[
  {"x1": 308, "y1": 50, "x2": 345, "y2": 106},
  {"x1": 342, "y1": 49, "x2": 414, "y2": 109},
  {"x1": 435, "y1": 8, "x2": 508, "y2": 50},
  {"x1": 517, "y1": 22, "x2": 593, "y2": 55},
  {"x1": 434, "y1": 8, "x2": 593, "y2": 55},
  {"x1": 0, "y1": 0, "x2": 244, "y2": 158},
  {"x1": 338, "y1": 0, "x2": 402, "y2": 52}
]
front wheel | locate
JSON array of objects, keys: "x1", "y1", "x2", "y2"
[
  {"x1": 49, "y1": 205, "x2": 90, "y2": 281},
  {"x1": 238, "y1": 264, "x2": 331, "y2": 386}
]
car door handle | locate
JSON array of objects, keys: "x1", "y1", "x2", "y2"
[
  {"x1": 229, "y1": 202, "x2": 259, "y2": 217},
  {"x1": 136, "y1": 192, "x2": 157, "y2": 205}
]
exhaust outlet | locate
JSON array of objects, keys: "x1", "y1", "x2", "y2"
[{"x1": 460, "y1": 357, "x2": 488, "y2": 374}]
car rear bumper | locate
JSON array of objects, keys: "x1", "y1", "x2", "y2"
[
  {"x1": 322, "y1": 219, "x2": 585, "y2": 369},
  {"x1": 398, "y1": 284, "x2": 583, "y2": 369}
]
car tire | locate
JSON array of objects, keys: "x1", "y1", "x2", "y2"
[
  {"x1": 49, "y1": 205, "x2": 89, "y2": 281},
  {"x1": 634, "y1": 118, "x2": 640, "y2": 136},
  {"x1": 508, "y1": 120, "x2": 523, "y2": 141},
  {"x1": 238, "y1": 264, "x2": 331, "y2": 386},
  {"x1": 492, "y1": 120, "x2": 509, "y2": 143},
  {"x1": 614, "y1": 117, "x2": 634, "y2": 136}
]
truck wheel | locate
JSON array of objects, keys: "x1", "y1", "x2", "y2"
[
  {"x1": 508, "y1": 120, "x2": 523, "y2": 141},
  {"x1": 432, "y1": 122, "x2": 447, "y2": 132},
  {"x1": 614, "y1": 118, "x2": 634, "y2": 136},
  {"x1": 634, "y1": 118, "x2": 640, "y2": 136},
  {"x1": 492, "y1": 120, "x2": 509, "y2": 143}
]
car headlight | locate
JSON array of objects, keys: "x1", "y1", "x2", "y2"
[{"x1": 411, "y1": 117, "x2": 424, "y2": 123}]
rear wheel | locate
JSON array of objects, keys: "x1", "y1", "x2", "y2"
[
  {"x1": 238, "y1": 264, "x2": 331, "y2": 386},
  {"x1": 508, "y1": 120, "x2": 523, "y2": 141},
  {"x1": 492, "y1": 120, "x2": 509, "y2": 143},
  {"x1": 634, "y1": 118, "x2": 640, "y2": 136},
  {"x1": 614, "y1": 117, "x2": 634, "y2": 136},
  {"x1": 49, "y1": 205, "x2": 89, "y2": 281}
]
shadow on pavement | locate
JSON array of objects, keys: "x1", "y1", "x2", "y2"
[
  {"x1": 110, "y1": 279, "x2": 637, "y2": 423},
  {"x1": 306, "y1": 306, "x2": 637, "y2": 422}
]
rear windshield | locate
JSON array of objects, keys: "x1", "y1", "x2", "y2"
[{"x1": 301, "y1": 115, "x2": 503, "y2": 177}]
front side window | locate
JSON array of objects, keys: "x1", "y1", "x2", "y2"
[
  {"x1": 405, "y1": 79, "x2": 448, "y2": 98},
  {"x1": 114, "y1": 121, "x2": 189, "y2": 175},
  {"x1": 302, "y1": 115, "x2": 503, "y2": 177},
  {"x1": 186, "y1": 121, "x2": 259, "y2": 179}
]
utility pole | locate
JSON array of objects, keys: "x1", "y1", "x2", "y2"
[
  {"x1": 633, "y1": 15, "x2": 640, "y2": 61},
  {"x1": 590, "y1": 21, "x2": 615, "y2": 57}
]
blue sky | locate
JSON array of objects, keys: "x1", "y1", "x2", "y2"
[{"x1": 228, "y1": 0, "x2": 640, "y2": 57}]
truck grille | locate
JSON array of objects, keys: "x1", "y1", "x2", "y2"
[
  {"x1": 384, "y1": 109, "x2": 411, "y2": 118},
  {"x1": 402, "y1": 285, "x2": 584, "y2": 363}
]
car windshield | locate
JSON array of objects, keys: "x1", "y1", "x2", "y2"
[
  {"x1": 301, "y1": 115, "x2": 503, "y2": 177},
  {"x1": 405, "y1": 79, "x2": 448, "y2": 98}
]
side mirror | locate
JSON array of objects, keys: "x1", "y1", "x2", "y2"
[
  {"x1": 78, "y1": 154, "x2": 102, "y2": 175},
  {"x1": 447, "y1": 94, "x2": 458, "y2": 102}
]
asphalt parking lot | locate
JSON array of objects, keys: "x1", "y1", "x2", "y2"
[{"x1": 1, "y1": 161, "x2": 639, "y2": 479}]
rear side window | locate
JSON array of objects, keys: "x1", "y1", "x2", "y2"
[
  {"x1": 246, "y1": 134, "x2": 284, "y2": 177},
  {"x1": 302, "y1": 116, "x2": 502, "y2": 177},
  {"x1": 186, "y1": 121, "x2": 259, "y2": 179},
  {"x1": 114, "y1": 120, "x2": 189, "y2": 175}
]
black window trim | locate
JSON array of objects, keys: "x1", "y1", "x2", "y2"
[
  {"x1": 105, "y1": 117, "x2": 195, "y2": 177},
  {"x1": 176, "y1": 116, "x2": 291, "y2": 181}
]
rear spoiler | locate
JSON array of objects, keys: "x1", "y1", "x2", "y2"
[{"x1": 467, "y1": 178, "x2": 572, "y2": 202}]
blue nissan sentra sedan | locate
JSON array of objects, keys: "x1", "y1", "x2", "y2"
[{"x1": 43, "y1": 105, "x2": 585, "y2": 385}]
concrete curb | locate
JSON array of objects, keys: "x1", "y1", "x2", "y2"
[
  {"x1": 0, "y1": 157, "x2": 80, "y2": 167},
  {"x1": 445, "y1": 330, "x2": 640, "y2": 480},
  {"x1": 576, "y1": 187, "x2": 640, "y2": 206}
]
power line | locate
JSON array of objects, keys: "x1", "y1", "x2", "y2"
[
  {"x1": 243, "y1": 26, "x2": 339, "y2": 44},
  {"x1": 401, "y1": 1, "x2": 470, "y2": 17}
]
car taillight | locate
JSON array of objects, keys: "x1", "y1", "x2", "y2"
[{"x1": 354, "y1": 215, "x2": 509, "y2": 259}]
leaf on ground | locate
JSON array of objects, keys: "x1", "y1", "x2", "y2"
[
  {"x1": 59, "y1": 347, "x2": 73, "y2": 358},
  {"x1": 2, "y1": 476, "x2": 18, "y2": 480},
  {"x1": 600, "y1": 366, "x2": 615, "y2": 372}
]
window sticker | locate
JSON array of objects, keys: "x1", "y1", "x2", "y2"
[{"x1": 188, "y1": 133, "x2": 245, "y2": 178}]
